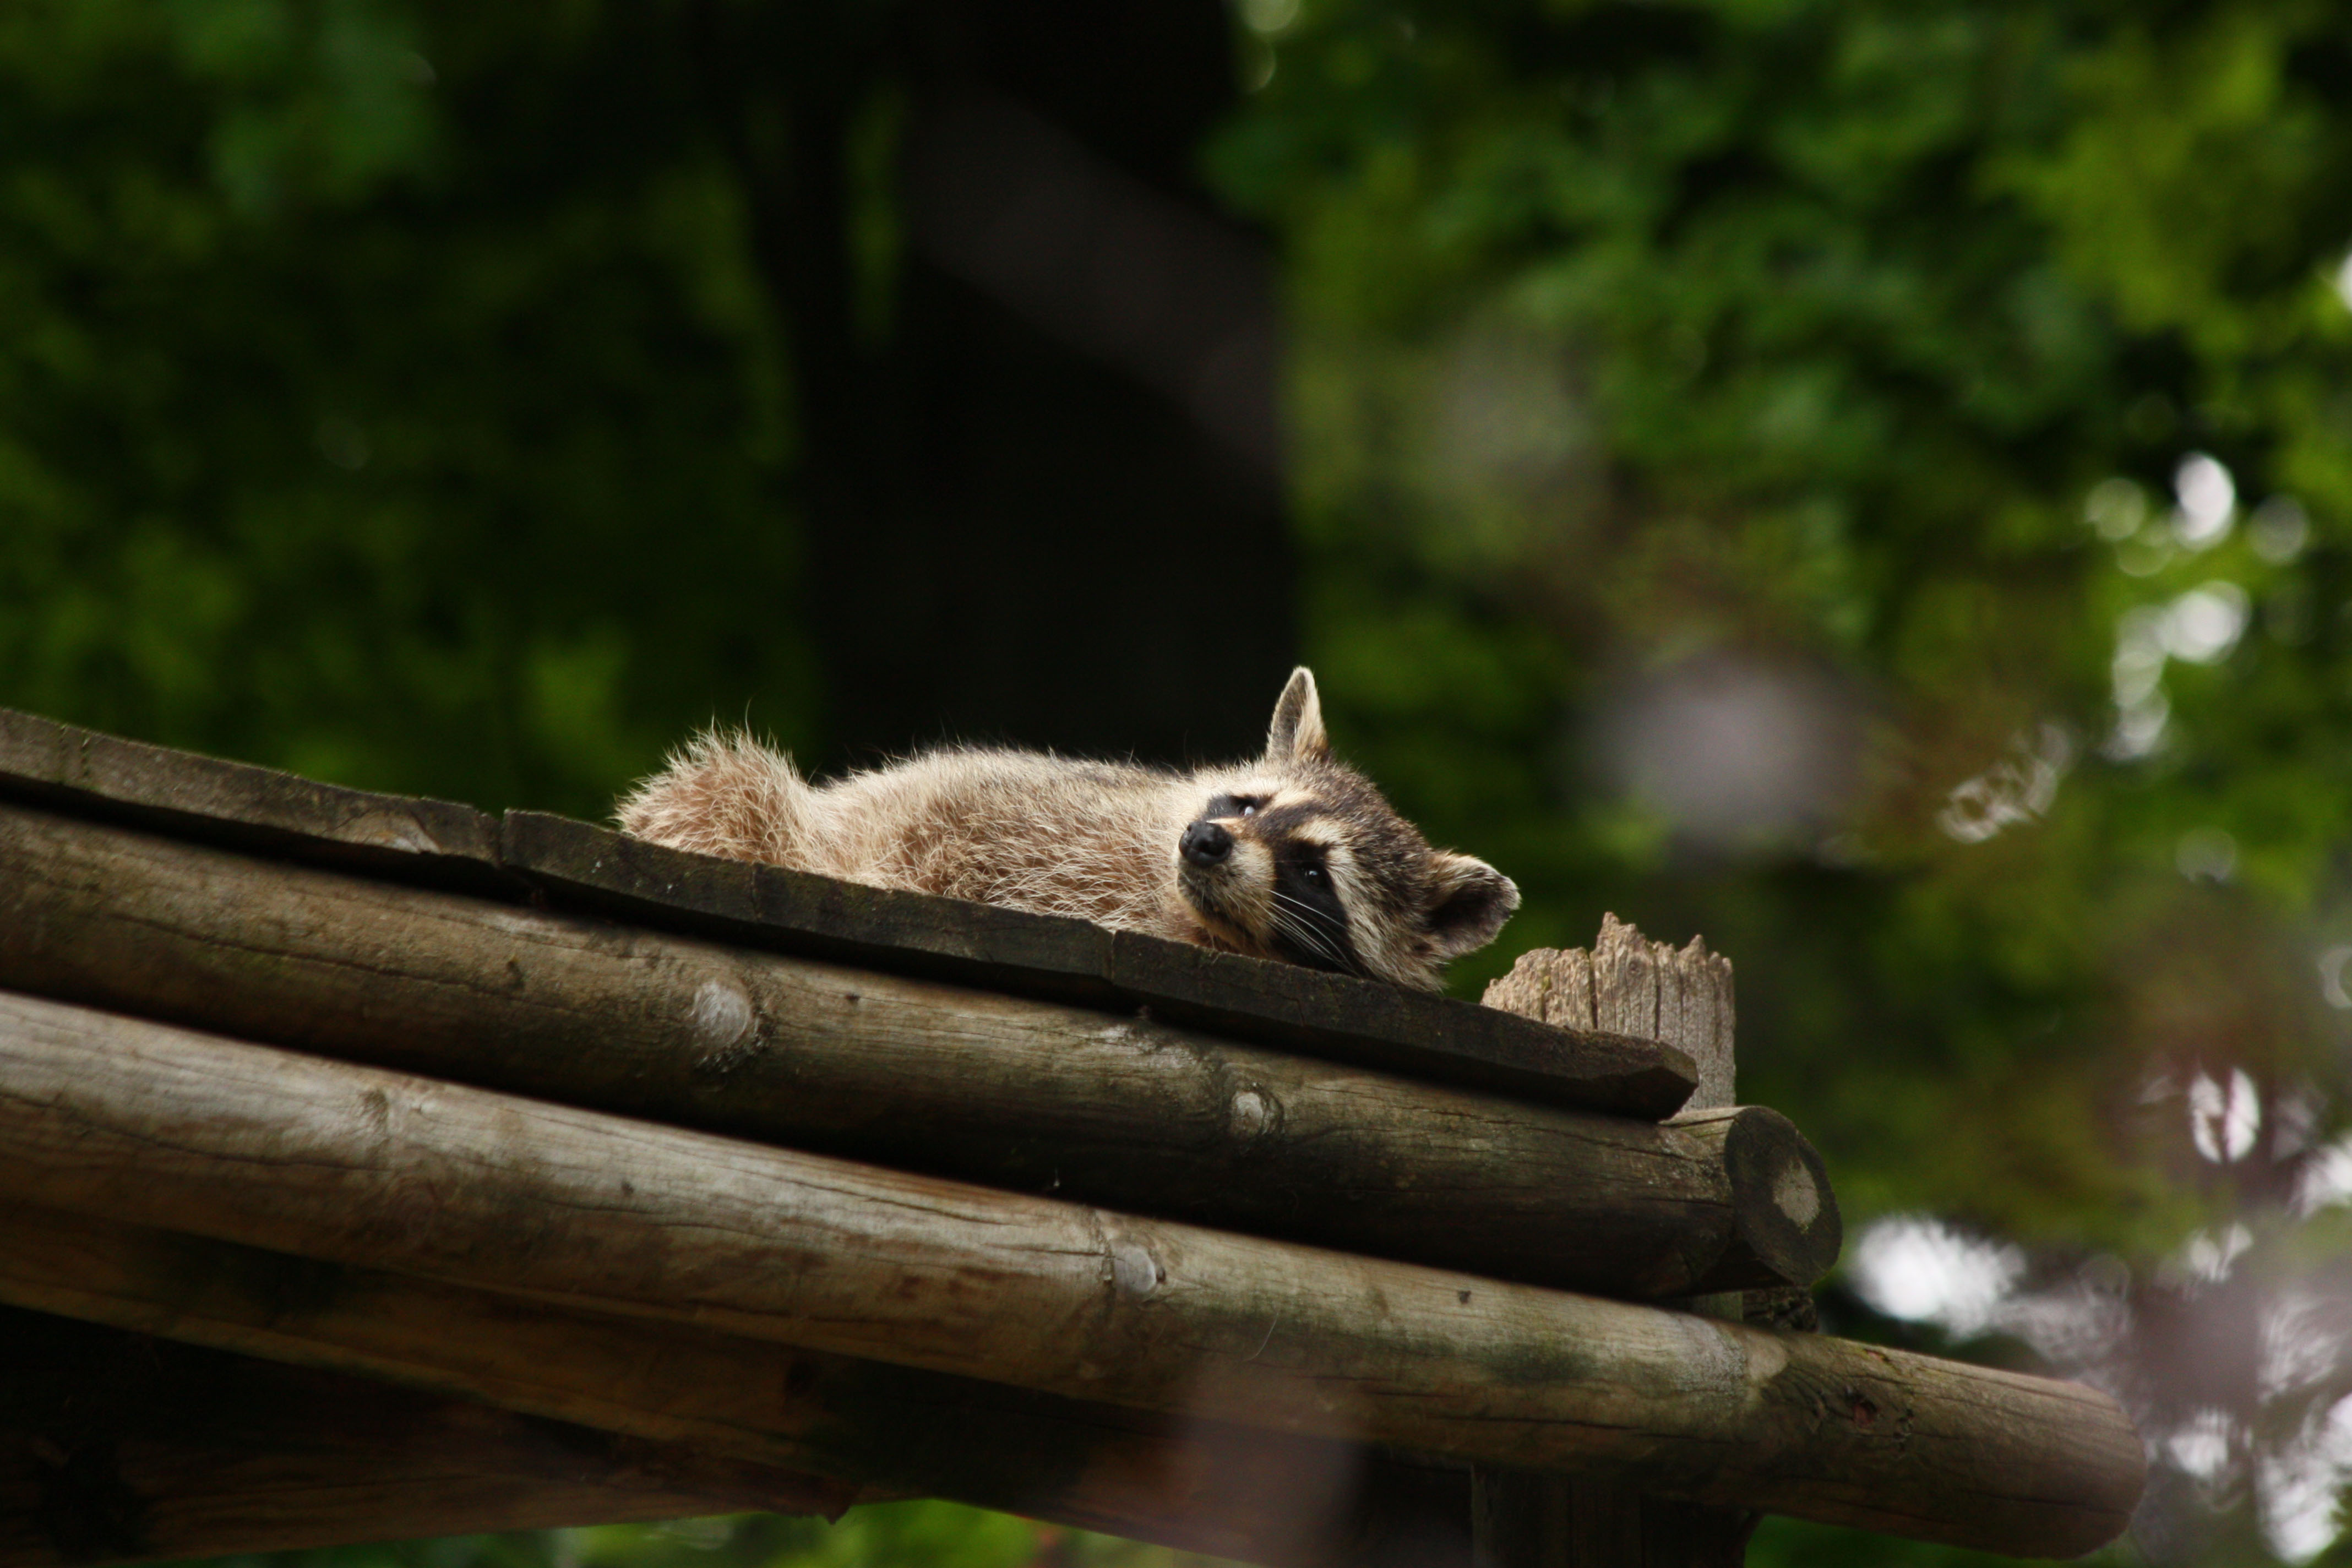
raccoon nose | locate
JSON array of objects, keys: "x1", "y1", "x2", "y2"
[{"x1": 1180, "y1": 820, "x2": 1233, "y2": 868}]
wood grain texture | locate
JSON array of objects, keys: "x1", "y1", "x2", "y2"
[
  {"x1": 0, "y1": 801, "x2": 1824, "y2": 1297},
  {"x1": 0, "y1": 991, "x2": 2144, "y2": 1556},
  {"x1": 0, "y1": 1211, "x2": 1468, "y2": 1568},
  {"x1": 1485, "y1": 918, "x2": 1735, "y2": 1110},
  {"x1": 0, "y1": 709, "x2": 506, "y2": 894},
  {"x1": 0, "y1": 707, "x2": 1695, "y2": 1117},
  {"x1": 0, "y1": 1306, "x2": 845, "y2": 1568}
]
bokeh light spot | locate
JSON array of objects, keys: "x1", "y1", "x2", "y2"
[
  {"x1": 1596, "y1": 659, "x2": 1858, "y2": 852},
  {"x1": 1937, "y1": 725, "x2": 2069, "y2": 843},
  {"x1": 2318, "y1": 946, "x2": 2352, "y2": 1010},
  {"x1": 2188, "y1": 1068, "x2": 2260, "y2": 1163},
  {"x1": 2250, "y1": 497, "x2": 2311, "y2": 563},
  {"x1": 2163, "y1": 582, "x2": 2250, "y2": 664},
  {"x1": 2086, "y1": 476, "x2": 2147, "y2": 541},
  {"x1": 2175, "y1": 826, "x2": 2237, "y2": 882},
  {"x1": 1240, "y1": 0, "x2": 1300, "y2": 35},
  {"x1": 2173, "y1": 453, "x2": 2237, "y2": 549},
  {"x1": 1849, "y1": 1216, "x2": 2025, "y2": 1337}
]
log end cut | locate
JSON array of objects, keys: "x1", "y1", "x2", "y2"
[{"x1": 1678, "y1": 1106, "x2": 1843, "y2": 1293}]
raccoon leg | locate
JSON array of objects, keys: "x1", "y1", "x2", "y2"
[{"x1": 614, "y1": 729, "x2": 822, "y2": 869}]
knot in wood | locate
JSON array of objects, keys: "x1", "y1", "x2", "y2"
[
  {"x1": 1227, "y1": 1088, "x2": 1273, "y2": 1141},
  {"x1": 687, "y1": 978, "x2": 758, "y2": 1072},
  {"x1": 1109, "y1": 1241, "x2": 1163, "y2": 1299}
]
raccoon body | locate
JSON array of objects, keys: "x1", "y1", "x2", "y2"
[{"x1": 616, "y1": 668, "x2": 1518, "y2": 991}]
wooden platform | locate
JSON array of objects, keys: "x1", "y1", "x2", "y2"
[{"x1": 0, "y1": 710, "x2": 2144, "y2": 1566}]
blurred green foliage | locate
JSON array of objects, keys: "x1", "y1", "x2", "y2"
[
  {"x1": 1210, "y1": 0, "x2": 2352, "y2": 1239},
  {"x1": 9, "y1": 0, "x2": 2352, "y2": 1563},
  {"x1": 0, "y1": 0, "x2": 812, "y2": 818},
  {"x1": 1207, "y1": 3, "x2": 2352, "y2": 1557}
]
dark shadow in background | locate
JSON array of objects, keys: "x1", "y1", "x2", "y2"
[{"x1": 696, "y1": 0, "x2": 1294, "y2": 773}]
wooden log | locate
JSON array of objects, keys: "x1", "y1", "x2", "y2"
[
  {"x1": 0, "y1": 1206, "x2": 1467, "y2": 1568},
  {"x1": 0, "y1": 1306, "x2": 849, "y2": 1568},
  {"x1": 500, "y1": 811, "x2": 1693, "y2": 1115},
  {"x1": 0, "y1": 990, "x2": 2146, "y2": 1556},
  {"x1": 0, "y1": 707, "x2": 1696, "y2": 1116},
  {"x1": 0, "y1": 801, "x2": 1831, "y2": 1297},
  {"x1": 1477, "y1": 921, "x2": 1760, "y2": 1568}
]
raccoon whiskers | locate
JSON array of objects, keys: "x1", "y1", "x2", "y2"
[{"x1": 1267, "y1": 889, "x2": 1355, "y2": 974}]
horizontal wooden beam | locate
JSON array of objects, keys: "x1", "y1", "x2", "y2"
[
  {"x1": 0, "y1": 1207, "x2": 1468, "y2": 1568},
  {"x1": 0, "y1": 1306, "x2": 849, "y2": 1567},
  {"x1": 0, "y1": 800, "x2": 1832, "y2": 1297},
  {"x1": 0, "y1": 990, "x2": 2144, "y2": 1556},
  {"x1": 0, "y1": 707, "x2": 1694, "y2": 1115}
]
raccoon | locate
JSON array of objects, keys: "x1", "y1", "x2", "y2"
[{"x1": 616, "y1": 668, "x2": 1519, "y2": 991}]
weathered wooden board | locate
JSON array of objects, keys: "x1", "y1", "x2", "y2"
[
  {"x1": 0, "y1": 1306, "x2": 847, "y2": 1568},
  {"x1": 0, "y1": 1208, "x2": 1468, "y2": 1568},
  {"x1": 0, "y1": 991, "x2": 2146, "y2": 1556},
  {"x1": 0, "y1": 707, "x2": 1694, "y2": 1116},
  {"x1": 0, "y1": 801, "x2": 1833, "y2": 1297},
  {"x1": 0, "y1": 709, "x2": 507, "y2": 892}
]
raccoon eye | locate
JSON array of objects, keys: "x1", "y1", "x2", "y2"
[
  {"x1": 1300, "y1": 863, "x2": 1322, "y2": 882},
  {"x1": 1240, "y1": 801, "x2": 1259, "y2": 817}
]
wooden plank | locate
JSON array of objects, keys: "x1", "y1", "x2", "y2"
[
  {"x1": 0, "y1": 1306, "x2": 847, "y2": 1568},
  {"x1": 0, "y1": 707, "x2": 1695, "y2": 1117},
  {"x1": 0, "y1": 801, "x2": 1831, "y2": 1297},
  {"x1": 0, "y1": 992, "x2": 2146, "y2": 1556},
  {"x1": 0, "y1": 1207, "x2": 1467, "y2": 1568},
  {"x1": 0, "y1": 709, "x2": 506, "y2": 895}
]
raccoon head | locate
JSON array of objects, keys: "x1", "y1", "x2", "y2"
[{"x1": 1173, "y1": 667, "x2": 1520, "y2": 992}]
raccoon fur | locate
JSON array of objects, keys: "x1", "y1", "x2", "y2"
[{"x1": 616, "y1": 668, "x2": 1519, "y2": 992}]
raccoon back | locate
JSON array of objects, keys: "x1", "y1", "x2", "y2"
[{"x1": 616, "y1": 734, "x2": 1197, "y2": 938}]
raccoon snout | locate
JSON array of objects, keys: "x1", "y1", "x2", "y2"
[{"x1": 1180, "y1": 820, "x2": 1234, "y2": 867}]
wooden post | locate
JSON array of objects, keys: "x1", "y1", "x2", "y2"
[{"x1": 1475, "y1": 916, "x2": 1757, "y2": 1568}]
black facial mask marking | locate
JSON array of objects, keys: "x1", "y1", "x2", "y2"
[{"x1": 1267, "y1": 844, "x2": 1360, "y2": 976}]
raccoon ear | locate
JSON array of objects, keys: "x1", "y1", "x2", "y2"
[
  {"x1": 1265, "y1": 666, "x2": 1331, "y2": 764},
  {"x1": 1424, "y1": 852, "x2": 1520, "y2": 959}
]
